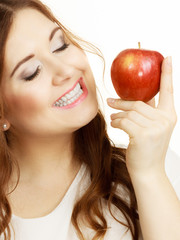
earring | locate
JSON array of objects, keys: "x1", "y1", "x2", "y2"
[{"x1": 3, "y1": 123, "x2": 7, "y2": 130}]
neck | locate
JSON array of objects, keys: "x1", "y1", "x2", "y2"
[{"x1": 9, "y1": 133, "x2": 80, "y2": 183}]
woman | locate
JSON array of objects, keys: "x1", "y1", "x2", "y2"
[{"x1": 0, "y1": 0, "x2": 180, "y2": 239}]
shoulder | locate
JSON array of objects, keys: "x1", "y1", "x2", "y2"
[{"x1": 165, "y1": 147, "x2": 180, "y2": 199}]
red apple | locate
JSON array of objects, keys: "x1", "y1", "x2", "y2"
[{"x1": 111, "y1": 44, "x2": 164, "y2": 102}]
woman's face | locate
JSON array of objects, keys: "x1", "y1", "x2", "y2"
[{"x1": 2, "y1": 8, "x2": 98, "y2": 138}]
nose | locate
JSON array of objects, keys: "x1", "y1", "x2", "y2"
[{"x1": 46, "y1": 55, "x2": 74, "y2": 86}]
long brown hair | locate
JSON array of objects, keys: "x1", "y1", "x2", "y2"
[{"x1": 0, "y1": 0, "x2": 139, "y2": 239}]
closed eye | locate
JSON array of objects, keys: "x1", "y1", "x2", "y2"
[
  {"x1": 23, "y1": 43, "x2": 69, "y2": 81},
  {"x1": 53, "y1": 43, "x2": 69, "y2": 53},
  {"x1": 24, "y1": 65, "x2": 41, "y2": 81}
]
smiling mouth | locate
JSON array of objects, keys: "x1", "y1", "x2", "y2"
[{"x1": 53, "y1": 77, "x2": 87, "y2": 108}]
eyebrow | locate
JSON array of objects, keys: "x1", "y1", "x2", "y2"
[{"x1": 10, "y1": 27, "x2": 61, "y2": 78}]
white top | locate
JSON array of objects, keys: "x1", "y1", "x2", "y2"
[{"x1": 7, "y1": 148, "x2": 180, "y2": 240}]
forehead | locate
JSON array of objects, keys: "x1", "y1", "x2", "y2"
[
  {"x1": 8, "y1": 8, "x2": 55, "y2": 43},
  {"x1": 4, "y1": 8, "x2": 56, "y2": 70}
]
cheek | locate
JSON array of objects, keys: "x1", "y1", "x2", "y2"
[
  {"x1": 66, "y1": 47, "x2": 91, "y2": 73},
  {"x1": 5, "y1": 92, "x2": 44, "y2": 122},
  {"x1": 67, "y1": 47, "x2": 96, "y2": 89}
]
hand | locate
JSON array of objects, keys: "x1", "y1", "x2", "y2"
[{"x1": 107, "y1": 57, "x2": 177, "y2": 177}]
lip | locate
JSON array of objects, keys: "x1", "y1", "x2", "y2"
[{"x1": 53, "y1": 77, "x2": 88, "y2": 110}]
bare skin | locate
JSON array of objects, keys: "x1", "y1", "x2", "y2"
[
  {"x1": 107, "y1": 57, "x2": 180, "y2": 239},
  {"x1": 3, "y1": 8, "x2": 98, "y2": 218}
]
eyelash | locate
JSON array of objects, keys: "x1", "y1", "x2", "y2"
[{"x1": 24, "y1": 43, "x2": 70, "y2": 81}]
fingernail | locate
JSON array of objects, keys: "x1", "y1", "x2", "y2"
[{"x1": 107, "y1": 98, "x2": 115, "y2": 104}]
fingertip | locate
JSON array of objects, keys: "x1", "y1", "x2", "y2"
[
  {"x1": 107, "y1": 98, "x2": 115, "y2": 104},
  {"x1": 162, "y1": 56, "x2": 172, "y2": 72},
  {"x1": 167, "y1": 56, "x2": 172, "y2": 65},
  {"x1": 110, "y1": 113, "x2": 115, "y2": 120}
]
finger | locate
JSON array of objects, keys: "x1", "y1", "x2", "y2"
[
  {"x1": 111, "y1": 111, "x2": 152, "y2": 128},
  {"x1": 157, "y1": 56, "x2": 175, "y2": 111},
  {"x1": 107, "y1": 98, "x2": 157, "y2": 120},
  {"x1": 110, "y1": 117, "x2": 141, "y2": 138},
  {"x1": 146, "y1": 97, "x2": 156, "y2": 108}
]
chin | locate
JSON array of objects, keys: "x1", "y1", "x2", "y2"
[{"x1": 73, "y1": 101, "x2": 99, "y2": 131}]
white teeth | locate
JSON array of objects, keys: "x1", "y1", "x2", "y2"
[
  {"x1": 56, "y1": 101, "x2": 61, "y2": 107},
  {"x1": 75, "y1": 83, "x2": 81, "y2": 92},
  {"x1": 69, "y1": 91, "x2": 75, "y2": 98},
  {"x1": 54, "y1": 82, "x2": 83, "y2": 107},
  {"x1": 61, "y1": 96, "x2": 67, "y2": 102},
  {"x1": 66, "y1": 93, "x2": 71, "y2": 100}
]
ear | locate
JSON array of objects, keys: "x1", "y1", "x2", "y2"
[{"x1": 2, "y1": 120, "x2": 11, "y2": 132}]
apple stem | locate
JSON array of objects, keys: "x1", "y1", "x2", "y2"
[{"x1": 138, "y1": 42, "x2": 141, "y2": 49}]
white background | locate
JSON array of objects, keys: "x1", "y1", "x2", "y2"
[{"x1": 42, "y1": 0, "x2": 180, "y2": 156}]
